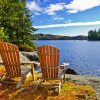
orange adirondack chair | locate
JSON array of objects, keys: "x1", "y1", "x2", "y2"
[
  {"x1": 0, "y1": 42, "x2": 35, "y2": 89},
  {"x1": 38, "y1": 45, "x2": 69, "y2": 94}
]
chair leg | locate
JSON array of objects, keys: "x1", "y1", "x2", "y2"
[
  {"x1": 34, "y1": 79, "x2": 41, "y2": 90},
  {"x1": 1, "y1": 75, "x2": 7, "y2": 81},
  {"x1": 63, "y1": 69, "x2": 66, "y2": 83},
  {"x1": 31, "y1": 64, "x2": 35, "y2": 80},
  {"x1": 16, "y1": 77, "x2": 25, "y2": 89},
  {"x1": 61, "y1": 79, "x2": 63, "y2": 87},
  {"x1": 16, "y1": 80, "x2": 22, "y2": 89},
  {"x1": 58, "y1": 82, "x2": 61, "y2": 95}
]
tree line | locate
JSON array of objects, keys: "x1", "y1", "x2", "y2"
[
  {"x1": 0, "y1": 0, "x2": 37, "y2": 51},
  {"x1": 32, "y1": 34, "x2": 87, "y2": 40},
  {"x1": 88, "y1": 29, "x2": 100, "y2": 40}
]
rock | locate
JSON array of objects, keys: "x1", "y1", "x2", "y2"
[
  {"x1": 21, "y1": 51, "x2": 39, "y2": 61},
  {"x1": 0, "y1": 52, "x2": 30, "y2": 65},
  {"x1": 19, "y1": 52, "x2": 30, "y2": 62},
  {"x1": 65, "y1": 68, "x2": 78, "y2": 75}
]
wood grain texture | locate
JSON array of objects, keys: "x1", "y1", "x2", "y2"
[
  {"x1": 0, "y1": 42, "x2": 21, "y2": 78},
  {"x1": 38, "y1": 45, "x2": 59, "y2": 79}
]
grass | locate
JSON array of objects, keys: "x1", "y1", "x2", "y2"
[{"x1": 0, "y1": 66, "x2": 97, "y2": 100}]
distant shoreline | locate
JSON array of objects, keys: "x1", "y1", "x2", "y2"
[
  {"x1": 33, "y1": 39, "x2": 88, "y2": 40},
  {"x1": 32, "y1": 33, "x2": 100, "y2": 41},
  {"x1": 32, "y1": 34, "x2": 88, "y2": 40},
  {"x1": 33, "y1": 39, "x2": 100, "y2": 41},
  {"x1": 33, "y1": 39, "x2": 88, "y2": 41}
]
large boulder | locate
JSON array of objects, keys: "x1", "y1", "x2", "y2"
[
  {"x1": 65, "y1": 68, "x2": 78, "y2": 75},
  {"x1": 21, "y1": 51, "x2": 39, "y2": 61},
  {"x1": 19, "y1": 52, "x2": 30, "y2": 62}
]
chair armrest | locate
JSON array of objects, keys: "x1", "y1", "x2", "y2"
[
  {"x1": 21, "y1": 61, "x2": 40, "y2": 66},
  {"x1": 60, "y1": 63, "x2": 69, "y2": 69},
  {"x1": 21, "y1": 62, "x2": 34, "y2": 65}
]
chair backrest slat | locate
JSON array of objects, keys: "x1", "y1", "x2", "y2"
[
  {"x1": 38, "y1": 45, "x2": 59, "y2": 79},
  {"x1": 0, "y1": 42, "x2": 21, "y2": 78}
]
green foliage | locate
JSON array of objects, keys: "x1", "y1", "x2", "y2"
[
  {"x1": 18, "y1": 44, "x2": 36, "y2": 52},
  {"x1": 88, "y1": 29, "x2": 100, "y2": 40},
  {"x1": 60, "y1": 82, "x2": 96, "y2": 99},
  {"x1": 0, "y1": 27, "x2": 8, "y2": 41},
  {"x1": 0, "y1": 0, "x2": 37, "y2": 51}
]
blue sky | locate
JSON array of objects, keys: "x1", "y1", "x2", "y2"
[{"x1": 26, "y1": 0, "x2": 100, "y2": 36}]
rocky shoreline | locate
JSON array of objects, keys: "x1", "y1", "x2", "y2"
[{"x1": 66, "y1": 74, "x2": 100, "y2": 99}]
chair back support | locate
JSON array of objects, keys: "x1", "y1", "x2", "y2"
[
  {"x1": 0, "y1": 42, "x2": 21, "y2": 77},
  {"x1": 38, "y1": 45, "x2": 59, "y2": 79}
]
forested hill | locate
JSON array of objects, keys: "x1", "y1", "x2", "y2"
[{"x1": 32, "y1": 34, "x2": 87, "y2": 40}]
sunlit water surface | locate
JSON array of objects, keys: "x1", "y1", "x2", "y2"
[{"x1": 33, "y1": 40, "x2": 100, "y2": 77}]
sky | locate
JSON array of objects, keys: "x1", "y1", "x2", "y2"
[{"x1": 26, "y1": 0, "x2": 100, "y2": 36}]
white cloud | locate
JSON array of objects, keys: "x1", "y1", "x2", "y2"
[
  {"x1": 64, "y1": 19, "x2": 72, "y2": 23},
  {"x1": 53, "y1": 17, "x2": 64, "y2": 21},
  {"x1": 67, "y1": 9, "x2": 78, "y2": 13},
  {"x1": 65, "y1": 0, "x2": 100, "y2": 13},
  {"x1": 44, "y1": 0, "x2": 100, "y2": 15},
  {"x1": 26, "y1": 0, "x2": 100, "y2": 16},
  {"x1": 26, "y1": 1, "x2": 42, "y2": 12},
  {"x1": 34, "y1": 21, "x2": 100, "y2": 28},
  {"x1": 45, "y1": 3, "x2": 65, "y2": 15}
]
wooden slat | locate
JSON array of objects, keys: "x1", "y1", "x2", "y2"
[
  {"x1": 0, "y1": 42, "x2": 21, "y2": 78},
  {"x1": 52, "y1": 46, "x2": 54, "y2": 79},
  {"x1": 50, "y1": 46, "x2": 53, "y2": 78},
  {"x1": 47, "y1": 45, "x2": 51, "y2": 78},
  {"x1": 38, "y1": 45, "x2": 59, "y2": 79},
  {"x1": 45, "y1": 45, "x2": 49, "y2": 78}
]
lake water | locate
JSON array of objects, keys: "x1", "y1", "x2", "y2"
[{"x1": 33, "y1": 40, "x2": 100, "y2": 77}]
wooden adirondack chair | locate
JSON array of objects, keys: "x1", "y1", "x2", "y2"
[
  {"x1": 38, "y1": 45, "x2": 69, "y2": 94},
  {"x1": 0, "y1": 42, "x2": 35, "y2": 89}
]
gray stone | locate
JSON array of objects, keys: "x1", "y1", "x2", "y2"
[
  {"x1": 65, "y1": 68, "x2": 78, "y2": 75},
  {"x1": 19, "y1": 52, "x2": 30, "y2": 62},
  {"x1": 21, "y1": 51, "x2": 39, "y2": 61}
]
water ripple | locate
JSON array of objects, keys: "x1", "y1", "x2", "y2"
[{"x1": 34, "y1": 40, "x2": 100, "y2": 77}]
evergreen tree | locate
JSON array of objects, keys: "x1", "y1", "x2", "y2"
[
  {"x1": 0, "y1": 0, "x2": 37, "y2": 51},
  {"x1": 88, "y1": 29, "x2": 100, "y2": 41}
]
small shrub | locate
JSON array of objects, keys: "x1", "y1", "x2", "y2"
[
  {"x1": 18, "y1": 44, "x2": 36, "y2": 52},
  {"x1": 0, "y1": 27, "x2": 8, "y2": 41}
]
